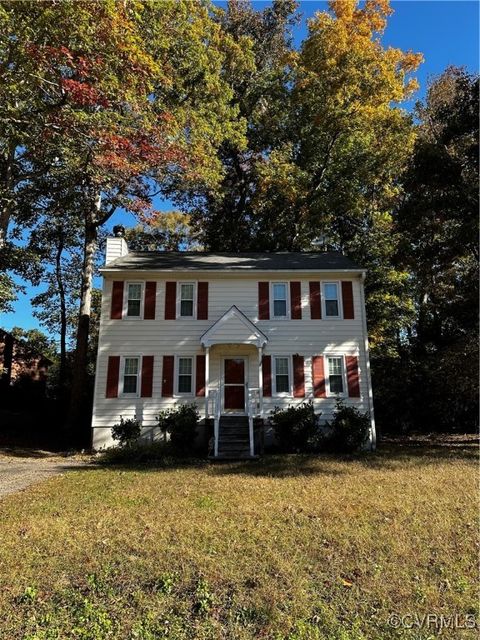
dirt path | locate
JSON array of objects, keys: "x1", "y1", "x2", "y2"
[{"x1": 0, "y1": 450, "x2": 94, "y2": 499}]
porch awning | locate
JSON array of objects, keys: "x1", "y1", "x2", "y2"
[{"x1": 200, "y1": 305, "x2": 268, "y2": 348}]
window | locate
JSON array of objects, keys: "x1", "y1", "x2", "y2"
[
  {"x1": 127, "y1": 283, "x2": 142, "y2": 317},
  {"x1": 327, "y1": 356, "x2": 344, "y2": 395},
  {"x1": 123, "y1": 357, "x2": 140, "y2": 395},
  {"x1": 274, "y1": 356, "x2": 290, "y2": 394},
  {"x1": 272, "y1": 283, "x2": 287, "y2": 318},
  {"x1": 177, "y1": 357, "x2": 193, "y2": 394},
  {"x1": 180, "y1": 283, "x2": 194, "y2": 317},
  {"x1": 323, "y1": 282, "x2": 340, "y2": 318}
]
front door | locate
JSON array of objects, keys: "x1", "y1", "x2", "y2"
[{"x1": 223, "y1": 358, "x2": 246, "y2": 412}]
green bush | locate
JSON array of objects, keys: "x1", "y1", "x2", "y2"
[
  {"x1": 270, "y1": 401, "x2": 319, "y2": 452},
  {"x1": 157, "y1": 403, "x2": 199, "y2": 456},
  {"x1": 111, "y1": 416, "x2": 141, "y2": 448},
  {"x1": 325, "y1": 400, "x2": 370, "y2": 453},
  {"x1": 99, "y1": 441, "x2": 171, "y2": 464}
]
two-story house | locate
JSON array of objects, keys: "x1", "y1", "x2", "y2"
[{"x1": 91, "y1": 230, "x2": 376, "y2": 456}]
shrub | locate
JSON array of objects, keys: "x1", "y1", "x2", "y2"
[
  {"x1": 111, "y1": 416, "x2": 141, "y2": 448},
  {"x1": 325, "y1": 400, "x2": 370, "y2": 453},
  {"x1": 157, "y1": 403, "x2": 199, "y2": 456},
  {"x1": 270, "y1": 401, "x2": 319, "y2": 452}
]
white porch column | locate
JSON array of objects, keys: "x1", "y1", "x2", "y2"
[
  {"x1": 204, "y1": 346, "x2": 210, "y2": 418},
  {"x1": 258, "y1": 346, "x2": 263, "y2": 417}
]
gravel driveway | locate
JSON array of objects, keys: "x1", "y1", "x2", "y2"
[{"x1": 0, "y1": 451, "x2": 93, "y2": 499}]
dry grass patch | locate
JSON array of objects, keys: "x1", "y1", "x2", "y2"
[{"x1": 0, "y1": 444, "x2": 478, "y2": 639}]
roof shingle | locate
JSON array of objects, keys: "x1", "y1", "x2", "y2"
[{"x1": 102, "y1": 251, "x2": 363, "y2": 272}]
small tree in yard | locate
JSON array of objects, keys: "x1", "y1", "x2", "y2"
[
  {"x1": 111, "y1": 416, "x2": 141, "y2": 449},
  {"x1": 157, "y1": 404, "x2": 199, "y2": 456},
  {"x1": 270, "y1": 401, "x2": 319, "y2": 452}
]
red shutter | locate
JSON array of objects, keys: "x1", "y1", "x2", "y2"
[
  {"x1": 346, "y1": 356, "x2": 360, "y2": 397},
  {"x1": 141, "y1": 356, "x2": 154, "y2": 397},
  {"x1": 165, "y1": 282, "x2": 176, "y2": 320},
  {"x1": 197, "y1": 282, "x2": 208, "y2": 320},
  {"x1": 309, "y1": 281, "x2": 321, "y2": 319},
  {"x1": 144, "y1": 282, "x2": 157, "y2": 320},
  {"x1": 312, "y1": 356, "x2": 326, "y2": 398},
  {"x1": 161, "y1": 355, "x2": 174, "y2": 397},
  {"x1": 258, "y1": 282, "x2": 270, "y2": 320},
  {"x1": 110, "y1": 281, "x2": 124, "y2": 319},
  {"x1": 262, "y1": 355, "x2": 272, "y2": 397},
  {"x1": 293, "y1": 355, "x2": 305, "y2": 397},
  {"x1": 342, "y1": 281, "x2": 354, "y2": 319},
  {"x1": 196, "y1": 354, "x2": 206, "y2": 396},
  {"x1": 290, "y1": 282, "x2": 302, "y2": 319},
  {"x1": 106, "y1": 356, "x2": 120, "y2": 398}
]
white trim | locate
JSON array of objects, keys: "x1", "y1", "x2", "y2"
[
  {"x1": 101, "y1": 268, "x2": 366, "y2": 275},
  {"x1": 221, "y1": 355, "x2": 248, "y2": 414},
  {"x1": 201, "y1": 305, "x2": 268, "y2": 348},
  {"x1": 324, "y1": 354, "x2": 347, "y2": 398},
  {"x1": 174, "y1": 355, "x2": 195, "y2": 397},
  {"x1": 272, "y1": 355, "x2": 293, "y2": 397},
  {"x1": 124, "y1": 281, "x2": 145, "y2": 319},
  {"x1": 360, "y1": 273, "x2": 376, "y2": 448},
  {"x1": 177, "y1": 281, "x2": 197, "y2": 319},
  {"x1": 119, "y1": 355, "x2": 142, "y2": 398},
  {"x1": 270, "y1": 281, "x2": 289, "y2": 320},
  {"x1": 322, "y1": 281, "x2": 342, "y2": 319}
]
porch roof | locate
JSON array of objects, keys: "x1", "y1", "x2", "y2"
[{"x1": 200, "y1": 306, "x2": 268, "y2": 349}]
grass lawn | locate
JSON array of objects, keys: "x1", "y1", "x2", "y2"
[{"x1": 0, "y1": 443, "x2": 478, "y2": 639}]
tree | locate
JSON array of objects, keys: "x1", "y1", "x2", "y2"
[
  {"x1": 170, "y1": 0, "x2": 299, "y2": 250},
  {"x1": 125, "y1": 211, "x2": 199, "y2": 251},
  {"x1": 392, "y1": 67, "x2": 479, "y2": 431},
  {"x1": 4, "y1": 0, "x2": 253, "y2": 436}
]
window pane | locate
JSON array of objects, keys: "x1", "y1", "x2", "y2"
[
  {"x1": 273, "y1": 299, "x2": 287, "y2": 317},
  {"x1": 273, "y1": 283, "x2": 286, "y2": 300},
  {"x1": 178, "y1": 375, "x2": 192, "y2": 393},
  {"x1": 328, "y1": 358, "x2": 342, "y2": 375},
  {"x1": 276, "y1": 374, "x2": 289, "y2": 393},
  {"x1": 325, "y1": 300, "x2": 339, "y2": 317},
  {"x1": 127, "y1": 299, "x2": 141, "y2": 316},
  {"x1": 330, "y1": 374, "x2": 343, "y2": 394},
  {"x1": 324, "y1": 283, "x2": 338, "y2": 300},
  {"x1": 181, "y1": 284, "x2": 194, "y2": 300},
  {"x1": 123, "y1": 375, "x2": 137, "y2": 393},
  {"x1": 179, "y1": 358, "x2": 192, "y2": 375},
  {"x1": 124, "y1": 358, "x2": 139, "y2": 375},
  {"x1": 180, "y1": 299, "x2": 193, "y2": 317},
  {"x1": 128, "y1": 284, "x2": 142, "y2": 300},
  {"x1": 275, "y1": 358, "x2": 289, "y2": 375}
]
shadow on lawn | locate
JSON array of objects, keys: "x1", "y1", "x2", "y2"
[{"x1": 82, "y1": 441, "x2": 478, "y2": 478}]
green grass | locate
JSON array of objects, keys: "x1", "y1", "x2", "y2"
[{"x1": 0, "y1": 444, "x2": 478, "y2": 639}]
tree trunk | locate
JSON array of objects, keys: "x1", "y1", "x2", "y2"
[
  {"x1": 66, "y1": 201, "x2": 99, "y2": 441},
  {"x1": 54, "y1": 232, "x2": 67, "y2": 381},
  {"x1": 0, "y1": 143, "x2": 15, "y2": 249}
]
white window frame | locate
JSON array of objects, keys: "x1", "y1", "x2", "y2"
[
  {"x1": 174, "y1": 355, "x2": 195, "y2": 397},
  {"x1": 325, "y1": 354, "x2": 348, "y2": 398},
  {"x1": 271, "y1": 282, "x2": 289, "y2": 320},
  {"x1": 124, "y1": 281, "x2": 144, "y2": 319},
  {"x1": 322, "y1": 281, "x2": 342, "y2": 319},
  {"x1": 177, "y1": 282, "x2": 197, "y2": 319},
  {"x1": 272, "y1": 355, "x2": 293, "y2": 397},
  {"x1": 119, "y1": 355, "x2": 142, "y2": 398}
]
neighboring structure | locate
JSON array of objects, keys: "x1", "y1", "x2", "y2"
[
  {"x1": 92, "y1": 232, "x2": 375, "y2": 456},
  {"x1": 0, "y1": 328, "x2": 52, "y2": 389}
]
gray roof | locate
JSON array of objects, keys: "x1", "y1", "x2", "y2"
[{"x1": 102, "y1": 251, "x2": 363, "y2": 272}]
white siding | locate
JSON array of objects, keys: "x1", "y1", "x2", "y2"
[{"x1": 92, "y1": 273, "x2": 373, "y2": 448}]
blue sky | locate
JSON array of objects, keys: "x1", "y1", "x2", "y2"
[{"x1": 2, "y1": 1, "x2": 479, "y2": 339}]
